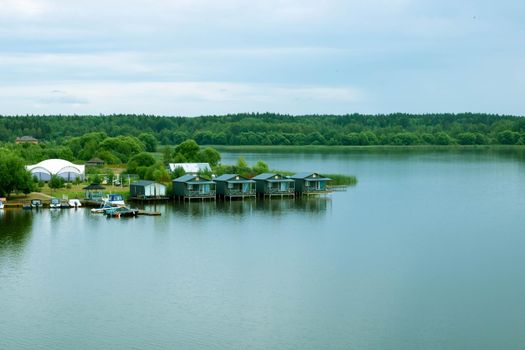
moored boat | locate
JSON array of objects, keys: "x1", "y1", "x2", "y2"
[
  {"x1": 105, "y1": 206, "x2": 139, "y2": 218},
  {"x1": 91, "y1": 202, "x2": 115, "y2": 214},
  {"x1": 68, "y1": 199, "x2": 82, "y2": 208},
  {"x1": 31, "y1": 199, "x2": 42, "y2": 209},
  {"x1": 106, "y1": 194, "x2": 126, "y2": 207},
  {"x1": 49, "y1": 198, "x2": 61, "y2": 209}
]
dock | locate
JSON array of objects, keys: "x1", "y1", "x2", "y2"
[{"x1": 137, "y1": 210, "x2": 161, "y2": 216}]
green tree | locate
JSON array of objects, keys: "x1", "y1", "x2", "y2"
[
  {"x1": 497, "y1": 130, "x2": 520, "y2": 145},
  {"x1": 434, "y1": 132, "x2": 453, "y2": 145},
  {"x1": 138, "y1": 133, "x2": 158, "y2": 152},
  {"x1": 253, "y1": 160, "x2": 269, "y2": 174},
  {"x1": 49, "y1": 175, "x2": 65, "y2": 189},
  {"x1": 162, "y1": 146, "x2": 173, "y2": 165},
  {"x1": 0, "y1": 149, "x2": 35, "y2": 196},
  {"x1": 174, "y1": 139, "x2": 200, "y2": 161},
  {"x1": 198, "y1": 147, "x2": 221, "y2": 167},
  {"x1": 127, "y1": 152, "x2": 156, "y2": 175}
]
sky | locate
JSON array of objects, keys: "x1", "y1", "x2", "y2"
[{"x1": 0, "y1": 0, "x2": 523, "y2": 116}]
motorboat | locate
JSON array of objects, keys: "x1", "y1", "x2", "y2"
[
  {"x1": 106, "y1": 194, "x2": 126, "y2": 207},
  {"x1": 68, "y1": 199, "x2": 82, "y2": 208},
  {"x1": 31, "y1": 199, "x2": 42, "y2": 209},
  {"x1": 49, "y1": 198, "x2": 61, "y2": 209},
  {"x1": 91, "y1": 202, "x2": 115, "y2": 214},
  {"x1": 105, "y1": 206, "x2": 139, "y2": 218}
]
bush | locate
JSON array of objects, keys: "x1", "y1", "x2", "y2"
[{"x1": 49, "y1": 175, "x2": 65, "y2": 189}]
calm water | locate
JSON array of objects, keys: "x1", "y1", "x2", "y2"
[{"x1": 1, "y1": 149, "x2": 525, "y2": 350}]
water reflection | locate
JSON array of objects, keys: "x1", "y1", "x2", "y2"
[
  {"x1": 0, "y1": 210, "x2": 33, "y2": 258},
  {"x1": 143, "y1": 197, "x2": 331, "y2": 218}
]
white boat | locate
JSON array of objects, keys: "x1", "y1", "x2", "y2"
[
  {"x1": 106, "y1": 194, "x2": 126, "y2": 207},
  {"x1": 0, "y1": 201, "x2": 4, "y2": 209},
  {"x1": 68, "y1": 199, "x2": 82, "y2": 208},
  {"x1": 49, "y1": 198, "x2": 61, "y2": 209},
  {"x1": 91, "y1": 202, "x2": 116, "y2": 214}
]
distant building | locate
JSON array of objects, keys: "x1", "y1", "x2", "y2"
[
  {"x1": 290, "y1": 173, "x2": 332, "y2": 195},
  {"x1": 85, "y1": 157, "x2": 105, "y2": 167},
  {"x1": 252, "y1": 173, "x2": 295, "y2": 198},
  {"x1": 26, "y1": 159, "x2": 85, "y2": 181},
  {"x1": 214, "y1": 174, "x2": 255, "y2": 200},
  {"x1": 168, "y1": 163, "x2": 211, "y2": 174},
  {"x1": 172, "y1": 174, "x2": 216, "y2": 201},
  {"x1": 130, "y1": 180, "x2": 167, "y2": 199},
  {"x1": 16, "y1": 136, "x2": 38, "y2": 144}
]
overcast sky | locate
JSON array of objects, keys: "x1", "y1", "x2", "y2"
[{"x1": 0, "y1": 0, "x2": 523, "y2": 116}]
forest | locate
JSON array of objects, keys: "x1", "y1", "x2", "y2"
[{"x1": 0, "y1": 113, "x2": 524, "y2": 146}]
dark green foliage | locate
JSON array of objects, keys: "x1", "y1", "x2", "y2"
[
  {"x1": 1, "y1": 114, "x2": 524, "y2": 147},
  {"x1": 174, "y1": 139, "x2": 200, "y2": 161},
  {"x1": 198, "y1": 147, "x2": 221, "y2": 167},
  {"x1": 127, "y1": 152, "x2": 156, "y2": 175},
  {"x1": 252, "y1": 160, "x2": 269, "y2": 174},
  {"x1": 144, "y1": 161, "x2": 171, "y2": 182},
  {"x1": 497, "y1": 130, "x2": 520, "y2": 145},
  {"x1": 138, "y1": 133, "x2": 158, "y2": 152},
  {"x1": 0, "y1": 149, "x2": 36, "y2": 196}
]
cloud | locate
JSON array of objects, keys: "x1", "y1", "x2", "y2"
[
  {"x1": 37, "y1": 90, "x2": 89, "y2": 105},
  {"x1": 0, "y1": 81, "x2": 363, "y2": 115},
  {"x1": 0, "y1": 0, "x2": 48, "y2": 18},
  {"x1": 0, "y1": 0, "x2": 523, "y2": 115}
]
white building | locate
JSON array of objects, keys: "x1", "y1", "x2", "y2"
[
  {"x1": 168, "y1": 163, "x2": 211, "y2": 174},
  {"x1": 26, "y1": 159, "x2": 85, "y2": 181}
]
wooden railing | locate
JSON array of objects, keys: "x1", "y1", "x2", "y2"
[
  {"x1": 303, "y1": 186, "x2": 331, "y2": 193},
  {"x1": 225, "y1": 189, "x2": 256, "y2": 196},
  {"x1": 185, "y1": 190, "x2": 216, "y2": 197},
  {"x1": 266, "y1": 187, "x2": 295, "y2": 194}
]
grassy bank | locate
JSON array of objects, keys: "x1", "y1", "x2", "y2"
[{"x1": 37, "y1": 184, "x2": 129, "y2": 200}]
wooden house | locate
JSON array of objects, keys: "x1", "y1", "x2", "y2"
[
  {"x1": 16, "y1": 136, "x2": 38, "y2": 144},
  {"x1": 130, "y1": 180, "x2": 167, "y2": 199},
  {"x1": 252, "y1": 173, "x2": 295, "y2": 198},
  {"x1": 86, "y1": 157, "x2": 105, "y2": 167},
  {"x1": 172, "y1": 174, "x2": 216, "y2": 201},
  {"x1": 290, "y1": 173, "x2": 332, "y2": 195},
  {"x1": 214, "y1": 174, "x2": 256, "y2": 200},
  {"x1": 82, "y1": 183, "x2": 106, "y2": 202}
]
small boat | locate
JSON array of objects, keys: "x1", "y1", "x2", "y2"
[
  {"x1": 31, "y1": 199, "x2": 42, "y2": 209},
  {"x1": 91, "y1": 202, "x2": 115, "y2": 214},
  {"x1": 49, "y1": 198, "x2": 61, "y2": 209},
  {"x1": 0, "y1": 201, "x2": 4, "y2": 209},
  {"x1": 105, "y1": 206, "x2": 139, "y2": 218},
  {"x1": 68, "y1": 199, "x2": 82, "y2": 208},
  {"x1": 106, "y1": 194, "x2": 126, "y2": 207}
]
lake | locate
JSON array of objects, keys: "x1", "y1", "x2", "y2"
[{"x1": 1, "y1": 149, "x2": 525, "y2": 349}]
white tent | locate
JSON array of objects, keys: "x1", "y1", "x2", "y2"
[
  {"x1": 168, "y1": 163, "x2": 211, "y2": 174},
  {"x1": 26, "y1": 159, "x2": 85, "y2": 181}
]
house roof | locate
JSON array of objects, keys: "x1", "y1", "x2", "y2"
[
  {"x1": 168, "y1": 163, "x2": 211, "y2": 173},
  {"x1": 291, "y1": 172, "x2": 332, "y2": 181},
  {"x1": 252, "y1": 173, "x2": 292, "y2": 181},
  {"x1": 83, "y1": 183, "x2": 106, "y2": 190},
  {"x1": 214, "y1": 174, "x2": 254, "y2": 182},
  {"x1": 173, "y1": 174, "x2": 214, "y2": 184},
  {"x1": 87, "y1": 157, "x2": 104, "y2": 163},
  {"x1": 26, "y1": 159, "x2": 85, "y2": 175},
  {"x1": 131, "y1": 180, "x2": 166, "y2": 187},
  {"x1": 16, "y1": 136, "x2": 38, "y2": 141}
]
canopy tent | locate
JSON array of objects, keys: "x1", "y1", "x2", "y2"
[{"x1": 26, "y1": 159, "x2": 85, "y2": 181}]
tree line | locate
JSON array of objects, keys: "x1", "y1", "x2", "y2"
[{"x1": 1, "y1": 113, "x2": 524, "y2": 146}]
